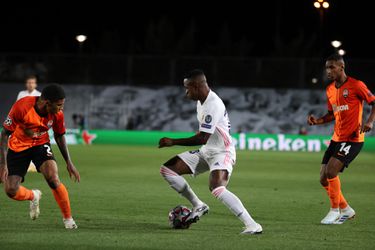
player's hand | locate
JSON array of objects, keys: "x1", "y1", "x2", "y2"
[
  {"x1": 307, "y1": 115, "x2": 317, "y2": 126},
  {"x1": 0, "y1": 165, "x2": 8, "y2": 183},
  {"x1": 360, "y1": 121, "x2": 373, "y2": 133},
  {"x1": 67, "y1": 162, "x2": 80, "y2": 182},
  {"x1": 159, "y1": 137, "x2": 173, "y2": 148}
]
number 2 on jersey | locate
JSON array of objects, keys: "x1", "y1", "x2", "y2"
[{"x1": 44, "y1": 144, "x2": 53, "y2": 156}]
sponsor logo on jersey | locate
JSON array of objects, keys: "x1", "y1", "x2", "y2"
[
  {"x1": 205, "y1": 115, "x2": 212, "y2": 123},
  {"x1": 32, "y1": 131, "x2": 48, "y2": 138},
  {"x1": 332, "y1": 104, "x2": 349, "y2": 112},
  {"x1": 201, "y1": 123, "x2": 212, "y2": 129},
  {"x1": 343, "y1": 89, "x2": 349, "y2": 98},
  {"x1": 4, "y1": 116, "x2": 12, "y2": 126}
]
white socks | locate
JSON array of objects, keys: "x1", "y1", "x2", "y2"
[
  {"x1": 160, "y1": 166, "x2": 257, "y2": 227},
  {"x1": 212, "y1": 186, "x2": 257, "y2": 227},
  {"x1": 160, "y1": 166, "x2": 202, "y2": 207}
]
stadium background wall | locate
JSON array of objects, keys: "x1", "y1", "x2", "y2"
[{"x1": 59, "y1": 130, "x2": 375, "y2": 152}]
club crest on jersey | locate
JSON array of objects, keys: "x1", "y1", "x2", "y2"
[
  {"x1": 47, "y1": 120, "x2": 53, "y2": 128},
  {"x1": 4, "y1": 116, "x2": 12, "y2": 126},
  {"x1": 205, "y1": 115, "x2": 212, "y2": 123},
  {"x1": 343, "y1": 89, "x2": 349, "y2": 98}
]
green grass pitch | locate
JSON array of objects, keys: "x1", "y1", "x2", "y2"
[{"x1": 0, "y1": 145, "x2": 374, "y2": 249}]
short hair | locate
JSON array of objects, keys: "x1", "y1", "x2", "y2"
[
  {"x1": 26, "y1": 75, "x2": 37, "y2": 81},
  {"x1": 326, "y1": 54, "x2": 344, "y2": 62},
  {"x1": 41, "y1": 84, "x2": 66, "y2": 102},
  {"x1": 185, "y1": 69, "x2": 205, "y2": 80}
]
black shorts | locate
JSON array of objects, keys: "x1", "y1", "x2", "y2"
[
  {"x1": 7, "y1": 143, "x2": 56, "y2": 180},
  {"x1": 321, "y1": 140, "x2": 363, "y2": 172}
]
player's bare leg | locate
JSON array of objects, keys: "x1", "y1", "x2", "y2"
[
  {"x1": 40, "y1": 160, "x2": 77, "y2": 229},
  {"x1": 320, "y1": 157, "x2": 354, "y2": 224},
  {"x1": 320, "y1": 164, "x2": 339, "y2": 224},
  {"x1": 4, "y1": 175, "x2": 41, "y2": 219}
]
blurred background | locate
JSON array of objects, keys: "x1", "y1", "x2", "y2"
[{"x1": 1, "y1": 0, "x2": 374, "y2": 137}]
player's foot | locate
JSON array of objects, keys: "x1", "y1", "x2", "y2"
[
  {"x1": 333, "y1": 206, "x2": 355, "y2": 224},
  {"x1": 30, "y1": 189, "x2": 42, "y2": 220},
  {"x1": 320, "y1": 208, "x2": 340, "y2": 224},
  {"x1": 241, "y1": 223, "x2": 263, "y2": 235},
  {"x1": 63, "y1": 218, "x2": 78, "y2": 229},
  {"x1": 186, "y1": 203, "x2": 209, "y2": 224}
]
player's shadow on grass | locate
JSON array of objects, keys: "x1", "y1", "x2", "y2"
[{"x1": 76, "y1": 217, "x2": 171, "y2": 231}]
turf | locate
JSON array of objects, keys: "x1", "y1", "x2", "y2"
[{"x1": 0, "y1": 145, "x2": 374, "y2": 249}]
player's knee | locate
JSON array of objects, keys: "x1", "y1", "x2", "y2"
[
  {"x1": 5, "y1": 186, "x2": 18, "y2": 198},
  {"x1": 46, "y1": 175, "x2": 61, "y2": 189},
  {"x1": 319, "y1": 175, "x2": 328, "y2": 186},
  {"x1": 320, "y1": 178, "x2": 328, "y2": 186},
  {"x1": 209, "y1": 178, "x2": 228, "y2": 192},
  {"x1": 209, "y1": 184, "x2": 216, "y2": 192},
  {"x1": 326, "y1": 169, "x2": 337, "y2": 179},
  {"x1": 209, "y1": 182, "x2": 224, "y2": 191}
]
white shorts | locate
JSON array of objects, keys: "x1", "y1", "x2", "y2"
[{"x1": 177, "y1": 149, "x2": 235, "y2": 176}]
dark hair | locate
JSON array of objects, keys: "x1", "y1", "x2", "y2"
[
  {"x1": 26, "y1": 75, "x2": 37, "y2": 81},
  {"x1": 41, "y1": 84, "x2": 65, "y2": 102},
  {"x1": 326, "y1": 54, "x2": 344, "y2": 62},
  {"x1": 185, "y1": 69, "x2": 205, "y2": 79}
]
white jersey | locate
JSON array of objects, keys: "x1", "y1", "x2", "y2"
[
  {"x1": 17, "y1": 89, "x2": 41, "y2": 101},
  {"x1": 197, "y1": 90, "x2": 235, "y2": 156}
]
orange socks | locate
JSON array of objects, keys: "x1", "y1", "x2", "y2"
[
  {"x1": 12, "y1": 184, "x2": 73, "y2": 219},
  {"x1": 52, "y1": 183, "x2": 72, "y2": 219},
  {"x1": 339, "y1": 192, "x2": 348, "y2": 209},
  {"x1": 325, "y1": 176, "x2": 348, "y2": 209},
  {"x1": 11, "y1": 186, "x2": 34, "y2": 201}
]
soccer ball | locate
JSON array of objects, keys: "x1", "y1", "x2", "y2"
[{"x1": 168, "y1": 205, "x2": 192, "y2": 229}]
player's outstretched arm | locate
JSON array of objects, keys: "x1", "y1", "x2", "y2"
[
  {"x1": 361, "y1": 102, "x2": 375, "y2": 133},
  {"x1": 0, "y1": 128, "x2": 11, "y2": 183},
  {"x1": 158, "y1": 132, "x2": 211, "y2": 148},
  {"x1": 308, "y1": 112, "x2": 334, "y2": 126},
  {"x1": 54, "y1": 133, "x2": 80, "y2": 182}
]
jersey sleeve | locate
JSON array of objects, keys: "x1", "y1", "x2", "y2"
[
  {"x1": 53, "y1": 112, "x2": 66, "y2": 135},
  {"x1": 326, "y1": 89, "x2": 333, "y2": 112},
  {"x1": 356, "y1": 81, "x2": 375, "y2": 104},
  {"x1": 199, "y1": 105, "x2": 221, "y2": 134},
  {"x1": 2, "y1": 102, "x2": 23, "y2": 132}
]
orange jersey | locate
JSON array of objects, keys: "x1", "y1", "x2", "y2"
[
  {"x1": 326, "y1": 77, "x2": 375, "y2": 142},
  {"x1": 3, "y1": 96, "x2": 65, "y2": 152}
]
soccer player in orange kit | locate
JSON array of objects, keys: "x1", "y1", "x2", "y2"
[
  {"x1": 0, "y1": 84, "x2": 80, "y2": 229},
  {"x1": 308, "y1": 54, "x2": 375, "y2": 224}
]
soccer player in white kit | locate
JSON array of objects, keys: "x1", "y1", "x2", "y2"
[
  {"x1": 17, "y1": 75, "x2": 41, "y2": 173},
  {"x1": 159, "y1": 69, "x2": 262, "y2": 234},
  {"x1": 17, "y1": 75, "x2": 41, "y2": 101}
]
